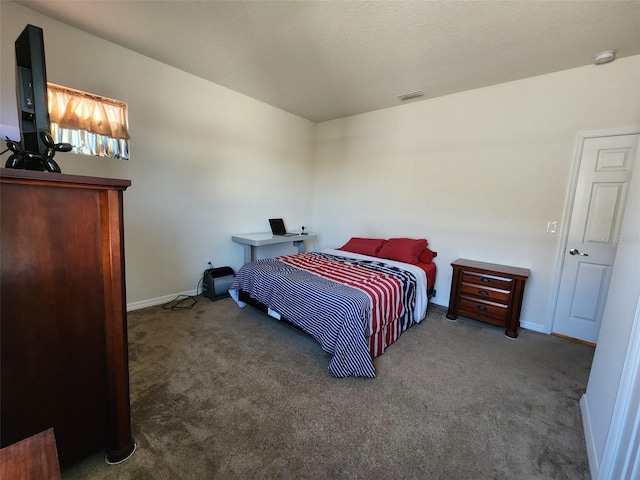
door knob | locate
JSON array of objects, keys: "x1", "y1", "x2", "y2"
[{"x1": 569, "y1": 248, "x2": 589, "y2": 256}]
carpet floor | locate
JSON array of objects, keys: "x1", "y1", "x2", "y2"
[{"x1": 62, "y1": 298, "x2": 594, "y2": 479}]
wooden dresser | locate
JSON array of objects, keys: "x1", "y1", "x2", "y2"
[
  {"x1": 446, "y1": 258, "x2": 530, "y2": 338},
  {"x1": 0, "y1": 169, "x2": 135, "y2": 467}
]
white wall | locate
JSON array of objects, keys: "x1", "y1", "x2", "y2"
[
  {"x1": 581, "y1": 143, "x2": 640, "y2": 477},
  {"x1": 312, "y1": 56, "x2": 640, "y2": 331},
  {"x1": 2, "y1": 2, "x2": 639, "y2": 328},
  {"x1": 1, "y1": 2, "x2": 315, "y2": 307}
]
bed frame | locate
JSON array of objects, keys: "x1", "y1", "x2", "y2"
[{"x1": 237, "y1": 287, "x2": 436, "y2": 334}]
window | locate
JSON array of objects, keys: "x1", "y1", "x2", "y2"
[{"x1": 47, "y1": 83, "x2": 130, "y2": 160}]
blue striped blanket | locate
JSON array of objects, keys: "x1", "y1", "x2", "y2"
[{"x1": 229, "y1": 251, "x2": 421, "y2": 378}]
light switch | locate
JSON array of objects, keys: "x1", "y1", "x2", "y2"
[{"x1": 546, "y1": 221, "x2": 558, "y2": 234}]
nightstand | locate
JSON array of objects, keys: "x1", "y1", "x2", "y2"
[{"x1": 446, "y1": 258, "x2": 530, "y2": 338}]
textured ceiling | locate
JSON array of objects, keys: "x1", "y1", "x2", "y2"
[{"x1": 15, "y1": 0, "x2": 640, "y2": 123}]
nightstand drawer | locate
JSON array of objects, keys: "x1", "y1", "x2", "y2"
[
  {"x1": 461, "y1": 271, "x2": 513, "y2": 291},
  {"x1": 460, "y1": 282, "x2": 510, "y2": 304},
  {"x1": 459, "y1": 297, "x2": 508, "y2": 326}
]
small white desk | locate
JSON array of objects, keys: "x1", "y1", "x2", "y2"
[{"x1": 232, "y1": 232, "x2": 317, "y2": 263}]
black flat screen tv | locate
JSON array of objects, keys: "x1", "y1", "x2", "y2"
[{"x1": 15, "y1": 24, "x2": 50, "y2": 155}]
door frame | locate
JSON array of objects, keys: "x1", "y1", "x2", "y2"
[
  {"x1": 545, "y1": 126, "x2": 640, "y2": 335},
  {"x1": 593, "y1": 295, "x2": 640, "y2": 479}
]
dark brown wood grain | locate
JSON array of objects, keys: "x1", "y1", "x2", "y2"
[
  {"x1": 0, "y1": 169, "x2": 134, "y2": 467},
  {"x1": 0, "y1": 428, "x2": 61, "y2": 480},
  {"x1": 447, "y1": 258, "x2": 530, "y2": 338}
]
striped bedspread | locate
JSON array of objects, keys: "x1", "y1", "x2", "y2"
[{"x1": 229, "y1": 250, "x2": 427, "y2": 378}]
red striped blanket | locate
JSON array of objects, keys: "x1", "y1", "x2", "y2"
[
  {"x1": 230, "y1": 252, "x2": 419, "y2": 377},
  {"x1": 278, "y1": 253, "x2": 405, "y2": 337}
]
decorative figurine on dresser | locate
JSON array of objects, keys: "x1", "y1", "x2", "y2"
[{"x1": 446, "y1": 258, "x2": 530, "y2": 338}]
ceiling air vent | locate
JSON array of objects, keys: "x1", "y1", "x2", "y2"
[{"x1": 396, "y1": 90, "x2": 425, "y2": 101}]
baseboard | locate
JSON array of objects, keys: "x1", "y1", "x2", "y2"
[
  {"x1": 127, "y1": 289, "x2": 199, "y2": 312},
  {"x1": 580, "y1": 394, "x2": 599, "y2": 480},
  {"x1": 519, "y1": 321, "x2": 545, "y2": 333},
  {"x1": 551, "y1": 332, "x2": 596, "y2": 347}
]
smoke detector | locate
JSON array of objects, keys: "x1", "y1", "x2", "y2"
[
  {"x1": 397, "y1": 90, "x2": 425, "y2": 101},
  {"x1": 593, "y1": 50, "x2": 616, "y2": 65}
]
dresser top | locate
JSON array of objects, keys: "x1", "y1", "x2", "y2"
[
  {"x1": 1, "y1": 168, "x2": 131, "y2": 189},
  {"x1": 451, "y1": 258, "x2": 530, "y2": 278}
]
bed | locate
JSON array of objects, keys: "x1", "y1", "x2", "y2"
[{"x1": 229, "y1": 237, "x2": 437, "y2": 378}]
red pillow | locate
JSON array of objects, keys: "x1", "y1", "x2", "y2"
[
  {"x1": 419, "y1": 247, "x2": 438, "y2": 264},
  {"x1": 339, "y1": 237, "x2": 386, "y2": 257},
  {"x1": 377, "y1": 238, "x2": 428, "y2": 265}
]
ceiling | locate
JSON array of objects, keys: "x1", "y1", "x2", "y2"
[{"x1": 16, "y1": 0, "x2": 640, "y2": 123}]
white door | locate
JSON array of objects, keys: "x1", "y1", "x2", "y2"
[{"x1": 552, "y1": 134, "x2": 638, "y2": 344}]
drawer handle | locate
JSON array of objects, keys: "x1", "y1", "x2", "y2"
[
  {"x1": 476, "y1": 305, "x2": 487, "y2": 311},
  {"x1": 481, "y1": 277, "x2": 490, "y2": 283},
  {"x1": 478, "y1": 290, "x2": 489, "y2": 296}
]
